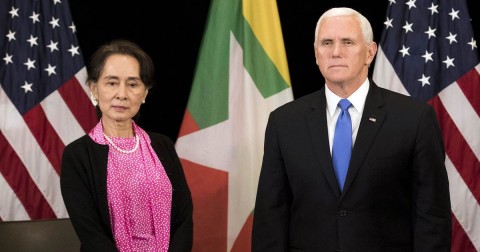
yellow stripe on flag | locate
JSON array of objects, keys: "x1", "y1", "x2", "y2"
[{"x1": 243, "y1": 0, "x2": 291, "y2": 86}]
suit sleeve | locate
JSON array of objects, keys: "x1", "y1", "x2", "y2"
[
  {"x1": 252, "y1": 112, "x2": 292, "y2": 251},
  {"x1": 60, "y1": 142, "x2": 118, "y2": 252},
  {"x1": 160, "y1": 136, "x2": 193, "y2": 252},
  {"x1": 412, "y1": 106, "x2": 452, "y2": 251}
]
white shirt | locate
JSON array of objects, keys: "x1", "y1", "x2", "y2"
[{"x1": 325, "y1": 79, "x2": 370, "y2": 154}]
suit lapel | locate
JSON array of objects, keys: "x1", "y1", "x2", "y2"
[
  {"x1": 342, "y1": 82, "x2": 386, "y2": 195},
  {"x1": 306, "y1": 89, "x2": 341, "y2": 198}
]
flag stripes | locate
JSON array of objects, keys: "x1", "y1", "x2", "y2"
[
  {"x1": 0, "y1": 76, "x2": 94, "y2": 220},
  {"x1": 451, "y1": 214, "x2": 477, "y2": 251},
  {"x1": 456, "y1": 66, "x2": 480, "y2": 114},
  {"x1": 0, "y1": 130, "x2": 55, "y2": 220},
  {"x1": 58, "y1": 70, "x2": 97, "y2": 134},
  {"x1": 434, "y1": 67, "x2": 480, "y2": 202},
  {"x1": 372, "y1": 1, "x2": 479, "y2": 249},
  {"x1": 446, "y1": 156, "x2": 480, "y2": 249},
  {"x1": 0, "y1": 0, "x2": 97, "y2": 221},
  {"x1": 24, "y1": 105, "x2": 64, "y2": 174}
]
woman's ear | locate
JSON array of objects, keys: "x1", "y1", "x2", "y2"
[
  {"x1": 88, "y1": 82, "x2": 98, "y2": 105},
  {"x1": 143, "y1": 89, "x2": 149, "y2": 104}
]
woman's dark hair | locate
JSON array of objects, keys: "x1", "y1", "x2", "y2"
[{"x1": 86, "y1": 39, "x2": 156, "y2": 89}]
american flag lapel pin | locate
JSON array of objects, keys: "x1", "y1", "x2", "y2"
[{"x1": 369, "y1": 117, "x2": 376, "y2": 122}]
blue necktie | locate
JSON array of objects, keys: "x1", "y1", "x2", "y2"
[{"x1": 332, "y1": 99, "x2": 352, "y2": 191}]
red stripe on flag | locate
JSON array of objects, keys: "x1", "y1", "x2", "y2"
[
  {"x1": 23, "y1": 105, "x2": 64, "y2": 175},
  {"x1": 177, "y1": 110, "x2": 200, "y2": 138},
  {"x1": 456, "y1": 68, "x2": 480, "y2": 116},
  {"x1": 429, "y1": 97, "x2": 480, "y2": 203},
  {"x1": 181, "y1": 158, "x2": 228, "y2": 252},
  {"x1": 0, "y1": 132, "x2": 56, "y2": 219},
  {"x1": 231, "y1": 212, "x2": 253, "y2": 252},
  {"x1": 58, "y1": 77, "x2": 97, "y2": 133},
  {"x1": 451, "y1": 214, "x2": 477, "y2": 252}
]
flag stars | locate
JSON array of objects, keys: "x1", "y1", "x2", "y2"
[
  {"x1": 68, "y1": 45, "x2": 80, "y2": 56},
  {"x1": 27, "y1": 35, "x2": 38, "y2": 47},
  {"x1": 446, "y1": 32, "x2": 457, "y2": 44},
  {"x1": 421, "y1": 50, "x2": 433, "y2": 63},
  {"x1": 418, "y1": 74, "x2": 430, "y2": 87},
  {"x1": 44, "y1": 64, "x2": 57, "y2": 76},
  {"x1": 406, "y1": 0, "x2": 416, "y2": 9},
  {"x1": 49, "y1": 17, "x2": 60, "y2": 29},
  {"x1": 3, "y1": 53, "x2": 13, "y2": 65},
  {"x1": 442, "y1": 56, "x2": 455, "y2": 69},
  {"x1": 425, "y1": 26, "x2": 436, "y2": 39},
  {"x1": 30, "y1": 12, "x2": 40, "y2": 24},
  {"x1": 9, "y1": 6, "x2": 19, "y2": 18},
  {"x1": 21, "y1": 81, "x2": 33, "y2": 93},
  {"x1": 6, "y1": 30, "x2": 16, "y2": 41},
  {"x1": 69, "y1": 23, "x2": 76, "y2": 33},
  {"x1": 428, "y1": 2, "x2": 439, "y2": 15},
  {"x1": 384, "y1": 17, "x2": 393, "y2": 29},
  {"x1": 402, "y1": 21, "x2": 413, "y2": 34},
  {"x1": 24, "y1": 58, "x2": 36, "y2": 70},
  {"x1": 53, "y1": 0, "x2": 62, "y2": 4},
  {"x1": 468, "y1": 38, "x2": 477, "y2": 50},
  {"x1": 449, "y1": 8, "x2": 459, "y2": 21},
  {"x1": 399, "y1": 45, "x2": 410, "y2": 57},
  {"x1": 47, "y1": 40, "x2": 59, "y2": 52},
  {"x1": 388, "y1": 0, "x2": 396, "y2": 5}
]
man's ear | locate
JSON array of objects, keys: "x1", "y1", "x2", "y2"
[{"x1": 366, "y1": 42, "x2": 378, "y2": 66}]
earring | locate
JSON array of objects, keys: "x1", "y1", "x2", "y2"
[
  {"x1": 90, "y1": 93, "x2": 98, "y2": 106},
  {"x1": 142, "y1": 100, "x2": 146, "y2": 104}
]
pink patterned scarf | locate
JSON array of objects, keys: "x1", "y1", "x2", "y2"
[{"x1": 89, "y1": 121, "x2": 172, "y2": 251}]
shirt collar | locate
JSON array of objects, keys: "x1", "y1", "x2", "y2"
[{"x1": 325, "y1": 78, "x2": 370, "y2": 117}]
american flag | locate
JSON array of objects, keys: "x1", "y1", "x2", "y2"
[
  {"x1": 0, "y1": 0, "x2": 97, "y2": 221},
  {"x1": 372, "y1": 0, "x2": 480, "y2": 250}
]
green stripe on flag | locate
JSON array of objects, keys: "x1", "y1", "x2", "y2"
[
  {"x1": 240, "y1": 18, "x2": 291, "y2": 98},
  {"x1": 186, "y1": 0, "x2": 237, "y2": 129},
  {"x1": 241, "y1": 0, "x2": 291, "y2": 98},
  {"x1": 187, "y1": 0, "x2": 291, "y2": 129}
]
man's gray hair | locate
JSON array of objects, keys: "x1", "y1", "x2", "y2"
[{"x1": 314, "y1": 7, "x2": 374, "y2": 46}]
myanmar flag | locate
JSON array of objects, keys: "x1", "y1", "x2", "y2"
[{"x1": 175, "y1": 0, "x2": 293, "y2": 251}]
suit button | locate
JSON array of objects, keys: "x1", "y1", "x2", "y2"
[{"x1": 338, "y1": 209, "x2": 347, "y2": 217}]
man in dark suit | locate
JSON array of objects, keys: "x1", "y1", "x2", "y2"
[{"x1": 252, "y1": 7, "x2": 451, "y2": 252}]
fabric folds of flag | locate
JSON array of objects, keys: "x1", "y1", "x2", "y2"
[
  {"x1": 373, "y1": 0, "x2": 480, "y2": 251},
  {"x1": 0, "y1": 0, "x2": 97, "y2": 221},
  {"x1": 175, "y1": 0, "x2": 293, "y2": 251}
]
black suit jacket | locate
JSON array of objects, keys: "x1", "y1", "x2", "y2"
[
  {"x1": 252, "y1": 82, "x2": 451, "y2": 252},
  {"x1": 60, "y1": 131, "x2": 193, "y2": 252}
]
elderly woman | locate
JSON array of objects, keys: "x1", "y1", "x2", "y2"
[{"x1": 60, "y1": 39, "x2": 193, "y2": 252}]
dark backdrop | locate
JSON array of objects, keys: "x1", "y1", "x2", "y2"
[{"x1": 69, "y1": 0, "x2": 480, "y2": 142}]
